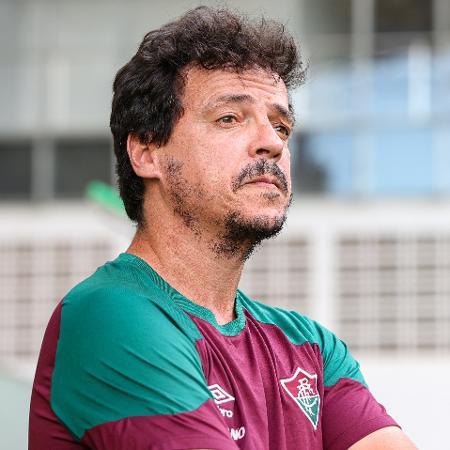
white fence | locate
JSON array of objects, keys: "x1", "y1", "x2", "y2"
[{"x1": 2, "y1": 201, "x2": 450, "y2": 369}]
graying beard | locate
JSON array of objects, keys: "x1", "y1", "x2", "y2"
[{"x1": 211, "y1": 211, "x2": 287, "y2": 261}]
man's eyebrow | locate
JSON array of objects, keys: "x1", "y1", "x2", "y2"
[
  {"x1": 205, "y1": 94, "x2": 295, "y2": 126},
  {"x1": 206, "y1": 94, "x2": 256, "y2": 108},
  {"x1": 272, "y1": 103, "x2": 295, "y2": 127}
]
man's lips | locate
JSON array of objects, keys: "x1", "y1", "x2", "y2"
[{"x1": 243, "y1": 176, "x2": 282, "y2": 190}]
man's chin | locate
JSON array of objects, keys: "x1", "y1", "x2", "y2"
[
  {"x1": 211, "y1": 194, "x2": 292, "y2": 260},
  {"x1": 210, "y1": 210, "x2": 288, "y2": 261},
  {"x1": 250, "y1": 214, "x2": 287, "y2": 240},
  {"x1": 237, "y1": 201, "x2": 291, "y2": 234},
  {"x1": 226, "y1": 211, "x2": 286, "y2": 244}
]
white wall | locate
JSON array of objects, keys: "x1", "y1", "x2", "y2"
[{"x1": 360, "y1": 356, "x2": 450, "y2": 450}]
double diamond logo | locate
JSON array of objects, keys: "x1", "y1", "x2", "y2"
[
  {"x1": 280, "y1": 367, "x2": 320, "y2": 430},
  {"x1": 208, "y1": 383, "x2": 235, "y2": 405}
]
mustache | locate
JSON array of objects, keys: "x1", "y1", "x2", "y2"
[{"x1": 232, "y1": 159, "x2": 289, "y2": 193}]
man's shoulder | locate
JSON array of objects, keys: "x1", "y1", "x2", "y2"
[
  {"x1": 239, "y1": 291, "x2": 325, "y2": 346},
  {"x1": 60, "y1": 253, "x2": 200, "y2": 341},
  {"x1": 49, "y1": 255, "x2": 209, "y2": 442},
  {"x1": 240, "y1": 292, "x2": 366, "y2": 387},
  {"x1": 64, "y1": 253, "x2": 152, "y2": 303}
]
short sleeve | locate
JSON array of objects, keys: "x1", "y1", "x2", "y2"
[
  {"x1": 51, "y1": 284, "x2": 236, "y2": 449},
  {"x1": 312, "y1": 322, "x2": 399, "y2": 450}
]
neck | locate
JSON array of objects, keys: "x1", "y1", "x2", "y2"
[{"x1": 127, "y1": 220, "x2": 247, "y2": 325}]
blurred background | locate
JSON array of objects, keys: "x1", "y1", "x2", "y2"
[{"x1": 1, "y1": 0, "x2": 449, "y2": 448}]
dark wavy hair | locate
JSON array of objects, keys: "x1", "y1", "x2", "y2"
[{"x1": 110, "y1": 6, "x2": 306, "y2": 226}]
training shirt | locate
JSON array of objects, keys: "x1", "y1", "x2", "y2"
[{"x1": 29, "y1": 253, "x2": 398, "y2": 450}]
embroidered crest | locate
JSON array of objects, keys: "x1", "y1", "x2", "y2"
[
  {"x1": 208, "y1": 383, "x2": 235, "y2": 405},
  {"x1": 280, "y1": 367, "x2": 320, "y2": 429}
]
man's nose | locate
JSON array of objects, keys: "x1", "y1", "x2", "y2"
[{"x1": 249, "y1": 119, "x2": 285, "y2": 159}]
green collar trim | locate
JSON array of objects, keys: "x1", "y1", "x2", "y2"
[{"x1": 119, "y1": 253, "x2": 246, "y2": 336}]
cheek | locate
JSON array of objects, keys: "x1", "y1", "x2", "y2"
[
  {"x1": 280, "y1": 153, "x2": 292, "y2": 182},
  {"x1": 190, "y1": 160, "x2": 232, "y2": 193},
  {"x1": 196, "y1": 150, "x2": 236, "y2": 180}
]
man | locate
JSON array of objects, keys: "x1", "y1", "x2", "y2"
[{"x1": 29, "y1": 7, "x2": 416, "y2": 450}]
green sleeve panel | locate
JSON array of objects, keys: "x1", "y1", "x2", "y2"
[
  {"x1": 52, "y1": 280, "x2": 209, "y2": 440},
  {"x1": 308, "y1": 318, "x2": 367, "y2": 387},
  {"x1": 239, "y1": 292, "x2": 367, "y2": 388}
]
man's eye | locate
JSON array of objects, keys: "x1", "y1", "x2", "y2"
[
  {"x1": 217, "y1": 115, "x2": 237, "y2": 124},
  {"x1": 275, "y1": 125, "x2": 291, "y2": 138}
]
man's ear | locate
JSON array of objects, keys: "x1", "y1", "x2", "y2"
[{"x1": 126, "y1": 133, "x2": 162, "y2": 179}]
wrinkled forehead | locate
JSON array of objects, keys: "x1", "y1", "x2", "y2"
[{"x1": 181, "y1": 65, "x2": 290, "y2": 111}]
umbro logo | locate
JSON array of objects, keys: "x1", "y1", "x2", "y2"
[
  {"x1": 208, "y1": 383, "x2": 235, "y2": 405},
  {"x1": 208, "y1": 383, "x2": 245, "y2": 441}
]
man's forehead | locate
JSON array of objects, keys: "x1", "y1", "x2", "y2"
[{"x1": 182, "y1": 66, "x2": 289, "y2": 107}]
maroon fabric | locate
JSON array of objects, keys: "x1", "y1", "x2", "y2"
[
  {"x1": 191, "y1": 311, "x2": 398, "y2": 450},
  {"x1": 82, "y1": 399, "x2": 238, "y2": 450},
  {"x1": 193, "y1": 312, "x2": 325, "y2": 449},
  {"x1": 322, "y1": 378, "x2": 399, "y2": 450},
  {"x1": 29, "y1": 302, "x2": 87, "y2": 449}
]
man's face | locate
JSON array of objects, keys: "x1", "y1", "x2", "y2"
[{"x1": 157, "y1": 66, "x2": 293, "y2": 255}]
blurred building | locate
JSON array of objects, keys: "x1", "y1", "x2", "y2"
[
  {"x1": 1, "y1": 1, "x2": 450, "y2": 448},
  {"x1": 295, "y1": 0, "x2": 450, "y2": 198}
]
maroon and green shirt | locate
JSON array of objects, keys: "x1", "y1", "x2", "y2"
[{"x1": 29, "y1": 253, "x2": 398, "y2": 449}]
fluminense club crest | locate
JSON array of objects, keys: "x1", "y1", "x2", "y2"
[{"x1": 280, "y1": 367, "x2": 320, "y2": 430}]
